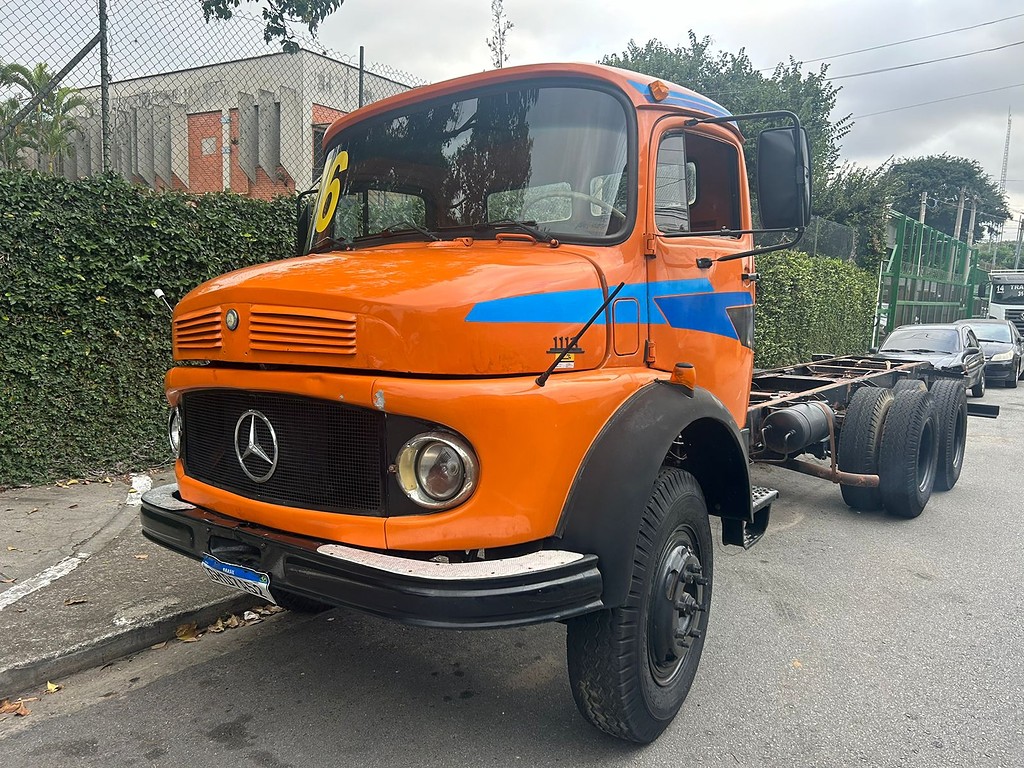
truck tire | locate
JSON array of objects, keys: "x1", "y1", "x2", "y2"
[
  {"x1": 892, "y1": 379, "x2": 926, "y2": 394},
  {"x1": 566, "y1": 468, "x2": 711, "y2": 743},
  {"x1": 929, "y1": 379, "x2": 967, "y2": 491},
  {"x1": 838, "y1": 387, "x2": 894, "y2": 510},
  {"x1": 878, "y1": 390, "x2": 939, "y2": 519}
]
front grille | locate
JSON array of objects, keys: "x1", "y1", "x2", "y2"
[
  {"x1": 249, "y1": 305, "x2": 357, "y2": 355},
  {"x1": 181, "y1": 390, "x2": 385, "y2": 515},
  {"x1": 173, "y1": 308, "x2": 222, "y2": 353},
  {"x1": 1007, "y1": 310, "x2": 1024, "y2": 335}
]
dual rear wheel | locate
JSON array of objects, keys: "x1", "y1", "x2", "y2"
[{"x1": 838, "y1": 379, "x2": 966, "y2": 518}]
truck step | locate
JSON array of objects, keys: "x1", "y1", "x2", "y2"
[
  {"x1": 722, "y1": 486, "x2": 778, "y2": 549},
  {"x1": 751, "y1": 485, "x2": 779, "y2": 514}
]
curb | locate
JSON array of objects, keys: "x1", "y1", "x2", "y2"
[{"x1": 0, "y1": 593, "x2": 262, "y2": 699}]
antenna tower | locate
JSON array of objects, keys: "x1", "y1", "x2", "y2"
[{"x1": 1000, "y1": 108, "x2": 1012, "y2": 193}]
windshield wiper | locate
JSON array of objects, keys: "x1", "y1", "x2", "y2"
[
  {"x1": 309, "y1": 235, "x2": 352, "y2": 253},
  {"x1": 355, "y1": 222, "x2": 441, "y2": 243},
  {"x1": 475, "y1": 218, "x2": 556, "y2": 244}
]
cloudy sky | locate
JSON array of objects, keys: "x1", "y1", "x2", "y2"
[{"x1": 311, "y1": 0, "x2": 1024, "y2": 243}]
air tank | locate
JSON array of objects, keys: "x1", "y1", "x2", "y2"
[{"x1": 761, "y1": 402, "x2": 833, "y2": 455}]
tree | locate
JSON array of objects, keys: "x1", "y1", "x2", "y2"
[
  {"x1": 200, "y1": 0, "x2": 344, "y2": 53},
  {"x1": 4, "y1": 63, "x2": 89, "y2": 173},
  {"x1": 887, "y1": 154, "x2": 1009, "y2": 243},
  {"x1": 601, "y1": 35, "x2": 852, "y2": 207},
  {"x1": 486, "y1": 0, "x2": 514, "y2": 70},
  {"x1": 813, "y1": 161, "x2": 898, "y2": 271},
  {"x1": 0, "y1": 98, "x2": 34, "y2": 170}
]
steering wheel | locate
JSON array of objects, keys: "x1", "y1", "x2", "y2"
[{"x1": 522, "y1": 189, "x2": 626, "y2": 221}]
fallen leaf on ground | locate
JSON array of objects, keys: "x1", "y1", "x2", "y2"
[
  {"x1": 66, "y1": 479, "x2": 79, "y2": 485},
  {"x1": 0, "y1": 699, "x2": 30, "y2": 716},
  {"x1": 45, "y1": 681, "x2": 63, "y2": 694},
  {"x1": 254, "y1": 605, "x2": 284, "y2": 616},
  {"x1": 242, "y1": 610, "x2": 261, "y2": 623},
  {"x1": 225, "y1": 614, "x2": 243, "y2": 629},
  {"x1": 791, "y1": 659, "x2": 803, "y2": 669},
  {"x1": 68, "y1": 504, "x2": 78, "y2": 509},
  {"x1": 175, "y1": 622, "x2": 200, "y2": 642},
  {"x1": 28, "y1": 508, "x2": 38, "y2": 515},
  {"x1": 150, "y1": 641, "x2": 167, "y2": 650},
  {"x1": 1, "y1": 578, "x2": 14, "y2": 584},
  {"x1": 6, "y1": 546, "x2": 20, "y2": 552},
  {"x1": 133, "y1": 554, "x2": 149, "y2": 560},
  {"x1": 64, "y1": 597, "x2": 89, "y2": 606}
]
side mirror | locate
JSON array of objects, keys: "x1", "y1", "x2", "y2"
[
  {"x1": 295, "y1": 189, "x2": 316, "y2": 256},
  {"x1": 965, "y1": 347, "x2": 981, "y2": 356},
  {"x1": 757, "y1": 126, "x2": 811, "y2": 230}
]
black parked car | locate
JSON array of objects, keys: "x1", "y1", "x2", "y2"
[
  {"x1": 876, "y1": 323, "x2": 987, "y2": 397},
  {"x1": 956, "y1": 319, "x2": 1024, "y2": 388}
]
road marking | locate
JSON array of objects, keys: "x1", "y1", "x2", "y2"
[{"x1": 0, "y1": 553, "x2": 91, "y2": 612}]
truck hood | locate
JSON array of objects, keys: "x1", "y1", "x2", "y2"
[{"x1": 172, "y1": 242, "x2": 609, "y2": 376}]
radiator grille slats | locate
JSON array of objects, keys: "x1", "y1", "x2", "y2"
[
  {"x1": 181, "y1": 390, "x2": 385, "y2": 515},
  {"x1": 173, "y1": 309, "x2": 222, "y2": 351},
  {"x1": 250, "y1": 306, "x2": 357, "y2": 355}
]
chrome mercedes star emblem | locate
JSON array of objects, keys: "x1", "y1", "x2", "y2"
[{"x1": 233, "y1": 410, "x2": 279, "y2": 483}]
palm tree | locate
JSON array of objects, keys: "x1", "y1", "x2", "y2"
[
  {"x1": 5, "y1": 62, "x2": 90, "y2": 173},
  {"x1": 0, "y1": 97, "x2": 34, "y2": 169},
  {"x1": 39, "y1": 87, "x2": 89, "y2": 174}
]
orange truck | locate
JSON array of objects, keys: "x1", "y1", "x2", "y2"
[{"x1": 142, "y1": 63, "x2": 983, "y2": 742}]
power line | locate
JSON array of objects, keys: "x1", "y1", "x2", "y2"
[
  {"x1": 851, "y1": 82, "x2": 1024, "y2": 119},
  {"x1": 828, "y1": 39, "x2": 1024, "y2": 80},
  {"x1": 796, "y1": 13, "x2": 1024, "y2": 66}
]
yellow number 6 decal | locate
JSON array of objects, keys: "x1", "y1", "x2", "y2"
[{"x1": 314, "y1": 150, "x2": 349, "y2": 233}]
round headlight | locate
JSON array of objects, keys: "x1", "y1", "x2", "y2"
[
  {"x1": 396, "y1": 432, "x2": 477, "y2": 509},
  {"x1": 416, "y1": 442, "x2": 465, "y2": 501},
  {"x1": 168, "y1": 406, "x2": 182, "y2": 456}
]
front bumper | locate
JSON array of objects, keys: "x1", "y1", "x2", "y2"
[
  {"x1": 984, "y1": 360, "x2": 1017, "y2": 381},
  {"x1": 141, "y1": 484, "x2": 604, "y2": 629}
]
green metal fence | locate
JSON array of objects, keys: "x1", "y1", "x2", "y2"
[{"x1": 873, "y1": 211, "x2": 983, "y2": 346}]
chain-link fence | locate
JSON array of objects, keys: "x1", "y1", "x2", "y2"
[
  {"x1": 792, "y1": 216, "x2": 857, "y2": 261},
  {"x1": 1, "y1": 0, "x2": 422, "y2": 196}
]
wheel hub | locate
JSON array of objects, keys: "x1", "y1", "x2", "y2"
[{"x1": 649, "y1": 539, "x2": 707, "y2": 685}]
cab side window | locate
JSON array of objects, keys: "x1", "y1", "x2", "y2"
[
  {"x1": 654, "y1": 134, "x2": 690, "y2": 234},
  {"x1": 654, "y1": 131, "x2": 741, "y2": 235}
]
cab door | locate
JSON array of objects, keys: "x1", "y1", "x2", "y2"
[{"x1": 644, "y1": 119, "x2": 755, "y2": 422}]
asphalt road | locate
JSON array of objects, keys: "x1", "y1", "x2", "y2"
[{"x1": 2, "y1": 387, "x2": 1023, "y2": 767}]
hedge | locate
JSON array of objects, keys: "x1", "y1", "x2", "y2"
[
  {"x1": 754, "y1": 250, "x2": 877, "y2": 368},
  {"x1": 0, "y1": 171, "x2": 294, "y2": 485},
  {"x1": 0, "y1": 172, "x2": 876, "y2": 485}
]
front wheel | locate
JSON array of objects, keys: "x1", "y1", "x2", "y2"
[
  {"x1": 566, "y1": 469, "x2": 712, "y2": 743},
  {"x1": 970, "y1": 373, "x2": 985, "y2": 398}
]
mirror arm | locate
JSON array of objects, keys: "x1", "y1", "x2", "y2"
[
  {"x1": 685, "y1": 110, "x2": 802, "y2": 130},
  {"x1": 695, "y1": 227, "x2": 806, "y2": 269}
]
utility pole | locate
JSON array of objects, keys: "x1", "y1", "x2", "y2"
[
  {"x1": 966, "y1": 197, "x2": 978, "y2": 247},
  {"x1": 1014, "y1": 214, "x2": 1024, "y2": 271},
  {"x1": 952, "y1": 187, "x2": 966, "y2": 242},
  {"x1": 918, "y1": 191, "x2": 927, "y2": 223}
]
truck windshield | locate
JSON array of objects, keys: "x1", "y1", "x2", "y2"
[
  {"x1": 308, "y1": 83, "x2": 632, "y2": 250},
  {"x1": 991, "y1": 282, "x2": 1024, "y2": 306}
]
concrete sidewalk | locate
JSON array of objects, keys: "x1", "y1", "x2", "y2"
[{"x1": 0, "y1": 473, "x2": 262, "y2": 699}]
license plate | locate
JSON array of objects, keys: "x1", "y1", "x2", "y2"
[{"x1": 201, "y1": 554, "x2": 276, "y2": 604}]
